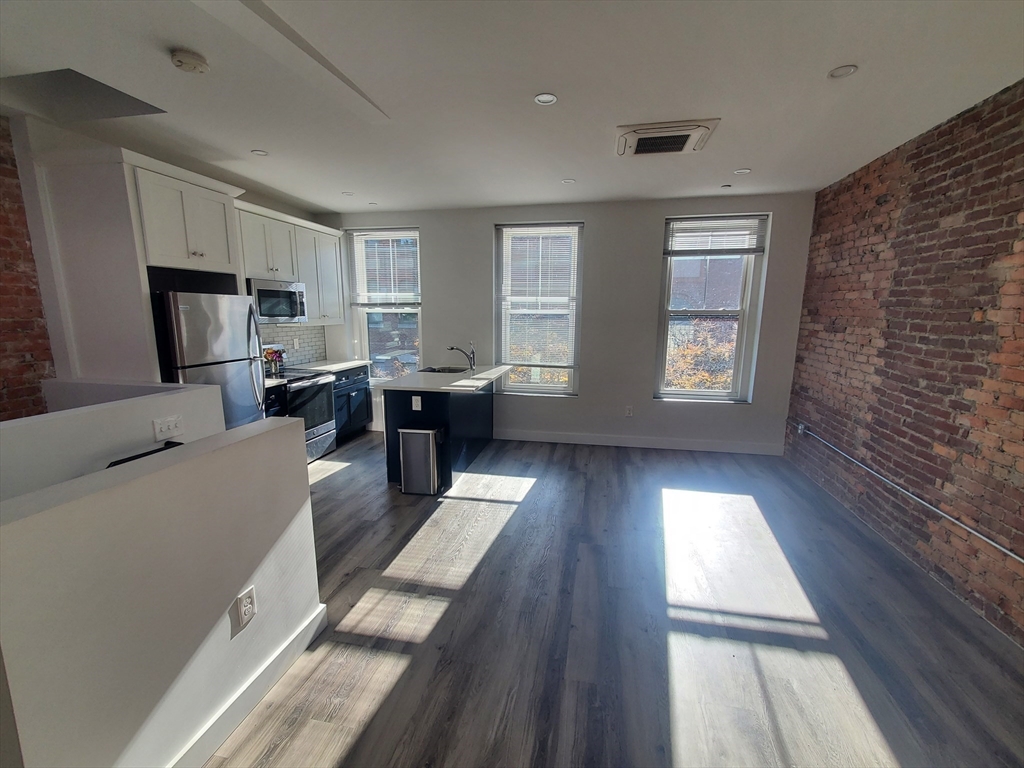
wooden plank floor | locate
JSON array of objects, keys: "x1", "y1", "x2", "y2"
[{"x1": 208, "y1": 433, "x2": 1024, "y2": 768}]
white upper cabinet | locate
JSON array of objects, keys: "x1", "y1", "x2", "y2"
[
  {"x1": 268, "y1": 218, "x2": 298, "y2": 281},
  {"x1": 136, "y1": 168, "x2": 235, "y2": 271},
  {"x1": 295, "y1": 226, "x2": 322, "y2": 320},
  {"x1": 295, "y1": 226, "x2": 345, "y2": 323},
  {"x1": 317, "y1": 232, "x2": 344, "y2": 322},
  {"x1": 239, "y1": 211, "x2": 297, "y2": 281}
]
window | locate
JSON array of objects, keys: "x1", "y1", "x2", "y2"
[
  {"x1": 349, "y1": 230, "x2": 421, "y2": 380},
  {"x1": 657, "y1": 215, "x2": 768, "y2": 400},
  {"x1": 495, "y1": 224, "x2": 582, "y2": 393}
]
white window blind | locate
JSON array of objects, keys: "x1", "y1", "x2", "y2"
[
  {"x1": 349, "y1": 230, "x2": 420, "y2": 305},
  {"x1": 665, "y1": 216, "x2": 768, "y2": 257},
  {"x1": 496, "y1": 224, "x2": 582, "y2": 391}
]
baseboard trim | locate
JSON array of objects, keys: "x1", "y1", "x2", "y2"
[
  {"x1": 492, "y1": 429, "x2": 783, "y2": 455},
  {"x1": 169, "y1": 604, "x2": 328, "y2": 768}
]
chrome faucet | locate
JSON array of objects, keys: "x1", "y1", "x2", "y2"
[{"x1": 447, "y1": 342, "x2": 476, "y2": 371}]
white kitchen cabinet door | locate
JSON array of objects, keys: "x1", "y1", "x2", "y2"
[
  {"x1": 137, "y1": 168, "x2": 235, "y2": 271},
  {"x1": 267, "y1": 218, "x2": 298, "y2": 281},
  {"x1": 136, "y1": 169, "x2": 190, "y2": 267},
  {"x1": 295, "y1": 227, "x2": 322, "y2": 320},
  {"x1": 183, "y1": 189, "x2": 233, "y2": 267},
  {"x1": 239, "y1": 211, "x2": 274, "y2": 279},
  {"x1": 317, "y1": 233, "x2": 345, "y2": 323}
]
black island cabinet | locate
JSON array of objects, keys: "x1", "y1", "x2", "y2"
[{"x1": 382, "y1": 380, "x2": 495, "y2": 492}]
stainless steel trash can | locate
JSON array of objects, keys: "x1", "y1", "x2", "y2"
[{"x1": 398, "y1": 428, "x2": 439, "y2": 494}]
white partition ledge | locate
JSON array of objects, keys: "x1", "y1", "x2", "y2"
[
  {"x1": 0, "y1": 380, "x2": 225, "y2": 503},
  {"x1": 0, "y1": 417, "x2": 325, "y2": 768}
]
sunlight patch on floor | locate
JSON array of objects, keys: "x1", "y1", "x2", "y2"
[
  {"x1": 270, "y1": 642, "x2": 409, "y2": 768},
  {"x1": 447, "y1": 472, "x2": 536, "y2": 504},
  {"x1": 667, "y1": 633, "x2": 897, "y2": 768},
  {"x1": 337, "y1": 588, "x2": 450, "y2": 643},
  {"x1": 666, "y1": 605, "x2": 830, "y2": 642},
  {"x1": 210, "y1": 641, "x2": 409, "y2": 768},
  {"x1": 661, "y1": 488, "x2": 819, "y2": 623},
  {"x1": 382, "y1": 474, "x2": 535, "y2": 590},
  {"x1": 661, "y1": 489, "x2": 897, "y2": 768},
  {"x1": 308, "y1": 460, "x2": 352, "y2": 486}
]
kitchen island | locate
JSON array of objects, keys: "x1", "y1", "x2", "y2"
[{"x1": 378, "y1": 366, "x2": 512, "y2": 491}]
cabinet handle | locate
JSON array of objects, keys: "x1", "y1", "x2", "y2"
[
  {"x1": 189, "y1": 251, "x2": 197, "y2": 258},
  {"x1": 351, "y1": 392, "x2": 357, "y2": 396},
  {"x1": 200, "y1": 252, "x2": 206, "y2": 258}
]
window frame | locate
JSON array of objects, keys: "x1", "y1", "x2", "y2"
[
  {"x1": 347, "y1": 228, "x2": 422, "y2": 382},
  {"x1": 494, "y1": 222, "x2": 584, "y2": 396},
  {"x1": 655, "y1": 214, "x2": 770, "y2": 402}
]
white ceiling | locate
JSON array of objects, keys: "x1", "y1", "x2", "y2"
[{"x1": 1, "y1": 0, "x2": 1021, "y2": 215}]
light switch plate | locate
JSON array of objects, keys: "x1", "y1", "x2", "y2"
[
  {"x1": 152, "y1": 415, "x2": 184, "y2": 442},
  {"x1": 411, "y1": 395, "x2": 422, "y2": 411}
]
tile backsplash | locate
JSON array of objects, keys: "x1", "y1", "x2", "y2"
[{"x1": 260, "y1": 324, "x2": 326, "y2": 365}]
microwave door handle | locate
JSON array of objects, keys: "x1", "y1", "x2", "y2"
[{"x1": 247, "y1": 303, "x2": 265, "y2": 410}]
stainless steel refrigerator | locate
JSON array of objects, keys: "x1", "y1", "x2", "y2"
[{"x1": 162, "y1": 292, "x2": 265, "y2": 429}]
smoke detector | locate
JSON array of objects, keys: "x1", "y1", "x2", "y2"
[
  {"x1": 616, "y1": 119, "x2": 720, "y2": 156},
  {"x1": 171, "y1": 49, "x2": 210, "y2": 74}
]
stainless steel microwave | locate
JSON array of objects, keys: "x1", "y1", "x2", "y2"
[{"x1": 248, "y1": 279, "x2": 308, "y2": 324}]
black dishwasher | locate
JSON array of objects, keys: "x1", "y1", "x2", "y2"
[{"x1": 333, "y1": 366, "x2": 373, "y2": 441}]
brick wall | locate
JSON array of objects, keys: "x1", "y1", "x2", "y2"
[
  {"x1": 787, "y1": 81, "x2": 1024, "y2": 642},
  {"x1": 0, "y1": 116, "x2": 53, "y2": 421}
]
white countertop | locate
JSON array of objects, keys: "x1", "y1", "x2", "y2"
[
  {"x1": 376, "y1": 365, "x2": 513, "y2": 393},
  {"x1": 300, "y1": 359, "x2": 371, "y2": 373},
  {"x1": 264, "y1": 360, "x2": 370, "y2": 388}
]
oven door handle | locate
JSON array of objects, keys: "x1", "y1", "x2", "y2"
[{"x1": 287, "y1": 374, "x2": 336, "y2": 391}]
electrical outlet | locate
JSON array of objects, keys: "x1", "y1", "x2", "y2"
[
  {"x1": 625, "y1": 405, "x2": 633, "y2": 417},
  {"x1": 236, "y1": 586, "x2": 257, "y2": 628},
  {"x1": 411, "y1": 395, "x2": 422, "y2": 411},
  {"x1": 293, "y1": 338, "x2": 300, "y2": 349},
  {"x1": 152, "y1": 415, "x2": 184, "y2": 442}
]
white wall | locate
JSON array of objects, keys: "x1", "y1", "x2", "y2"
[
  {"x1": 0, "y1": 418, "x2": 325, "y2": 768},
  {"x1": 9, "y1": 116, "x2": 162, "y2": 382},
  {"x1": 42, "y1": 378, "x2": 197, "y2": 411},
  {"x1": 0, "y1": 381, "x2": 225, "y2": 503},
  {"x1": 335, "y1": 192, "x2": 814, "y2": 454}
]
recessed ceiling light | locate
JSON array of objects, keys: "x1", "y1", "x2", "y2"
[
  {"x1": 250, "y1": 149, "x2": 268, "y2": 156},
  {"x1": 561, "y1": 178, "x2": 575, "y2": 184},
  {"x1": 733, "y1": 168, "x2": 751, "y2": 174},
  {"x1": 534, "y1": 93, "x2": 557, "y2": 105},
  {"x1": 721, "y1": 184, "x2": 732, "y2": 188},
  {"x1": 170, "y1": 49, "x2": 210, "y2": 74},
  {"x1": 828, "y1": 64, "x2": 858, "y2": 79},
  {"x1": 368, "y1": 202, "x2": 378, "y2": 206},
  {"x1": 341, "y1": 191, "x2": 355, "y2": 196}
]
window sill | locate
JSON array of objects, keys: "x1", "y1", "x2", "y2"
[
  {"x1": 498, "y1": 391, "x2": 579, "y2": 399},
  {"x1": 654, "y1": 395, "x2": 751, "y2": 404}
]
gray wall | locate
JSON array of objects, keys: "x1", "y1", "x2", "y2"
[{"x1": 336, "y1": 192, "x2": 813, "y2": 454}]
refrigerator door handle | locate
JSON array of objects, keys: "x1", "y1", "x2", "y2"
[{"x1": 248, "y1": 303, "x2": 265, "y2": 411}]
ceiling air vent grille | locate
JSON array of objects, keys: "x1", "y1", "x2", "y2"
[
  {"x1": 634, "y1": 134, "x2": 692, "y2": 154},
  {"x1": 617, "y1": 119, "x2": 720, "y2": 156}
]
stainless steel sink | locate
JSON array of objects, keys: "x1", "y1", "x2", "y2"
[{"x1": 418, "y1": 366, "x2": 469, "y2": 373}]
